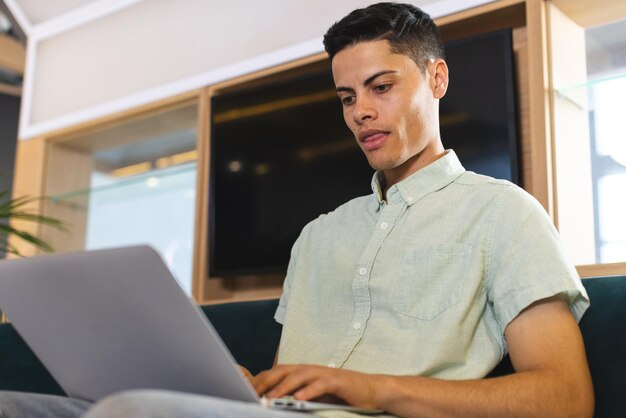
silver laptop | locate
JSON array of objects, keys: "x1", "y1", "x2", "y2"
[{"x1": 0, "y1": 246, "x2": 382, "y2": 414}]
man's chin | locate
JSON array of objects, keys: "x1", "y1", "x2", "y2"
[{"x1": 365, "y1": 158, "x2": 398, "y2": 172}]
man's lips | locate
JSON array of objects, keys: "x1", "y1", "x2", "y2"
[{"x1": 358, "y1": 129, "x2": 389, "y2": 151}]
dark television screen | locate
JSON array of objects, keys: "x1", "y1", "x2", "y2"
[
  {"x1": 440, "y1": 30, "x2": 519, "y2": 182},
  {"x1": 209, "y1": 29, "x2": 518, "y2": 276}
]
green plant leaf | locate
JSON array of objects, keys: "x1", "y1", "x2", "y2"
[
  {"x1": 0, "y1": 192, "x2": 67, "y2": 256},
  {"x1": 0, "y1": 224, "x2": 55, "y2": 253},
  {"x1": 6, "y1": 212, "x2": 67, "y2": 231}
]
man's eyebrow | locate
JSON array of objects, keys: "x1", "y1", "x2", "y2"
[{"x1": 335, "y1": 70, "x2": 398, "y2": 94}]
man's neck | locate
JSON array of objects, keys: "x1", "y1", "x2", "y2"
[{"x1": 381, "y1": 148, "x2": 446, "y2": 199}]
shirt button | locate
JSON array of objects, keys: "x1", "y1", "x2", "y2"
[
  {"x1": 353, "y1": 322, "x2": 362, "y2": 329},
  {"x1": 380, "y1": 222, "x2": 388, "y2": 229},
  {"x1": 358, "y1": 267, "x2": 367, "y2": 275},
  {"x1": 328, "y1": 363, "x2": 336, "y2": 368},
  {"x1": 407, "y1": 196, "x2": 414, "y2": 203}
]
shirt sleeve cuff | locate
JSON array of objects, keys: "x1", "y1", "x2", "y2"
[{"x1": 494, "y1": 278, "x2": 590, "y2": 333}]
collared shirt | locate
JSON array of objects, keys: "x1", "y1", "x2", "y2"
[{"x1": 275, "y1": 150, "x2": 589, "y2": 379}]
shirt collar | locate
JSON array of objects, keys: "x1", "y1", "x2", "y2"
[{"x1": 370, "y1": 150, "x2": 466, "y2": 210}]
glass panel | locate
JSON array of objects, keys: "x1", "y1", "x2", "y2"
[
  {"x1": 553, "y1": 16, "x2": 626, "y2": 265},
  {"x1": 596, "y1": 173, "x2": 626, "y2": 263},
  {"x1": 43, "y1": 101, "x2": 198, "y2": 294},
  {"x1": 587, "y1": 20, "x2": 626, "y2": 264}
]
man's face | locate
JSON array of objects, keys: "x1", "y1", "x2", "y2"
[{"x1": 331, "y1": 40, "x2": 447, "y2": 184}]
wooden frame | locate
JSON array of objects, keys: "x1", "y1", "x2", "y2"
[
  {"x1": 7, "y1": 137, "x2": 48, "y2": 258},
  {"x1": 11, "y1": 0, "x2": 626, "y2": 301},
  {"x1": 0, "y1": 33, "x2": 25, "y2": 75},
  {"x1": 551, "y1": 0, "x2": 626, "y2": 27},
  {"x1": 577, "y1": 263, "x2": 626, "y2": 279},
  {"x1": 192, "y1": 87, "x2": 211, "y2": 300},
  {"x1": 0, "y1": 83, "x2": 21, "y2": 96}
]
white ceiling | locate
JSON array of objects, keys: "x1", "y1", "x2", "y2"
[
  {"x1": 11, "y1": 0, "x2": 100, "y2": 26},
  {"x1": 6, "y1": 0, "x2": 479, "y2": 36},
  {"x1": 4, "y1": 0, "x2": 496, "y2": 139}
]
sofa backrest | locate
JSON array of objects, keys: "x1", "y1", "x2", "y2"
[
  {"x1": 487, "y1": 276, "x2": 626, "y2": 418},
  {"x1": 201, "y1": 298, "x2": 281, "y2": 376},
  {"x1": 0, "y1": 321, "x2": 64, "y2": 395},
  {"x1": 578, "y1": 276, "x2": 626, "y2": 418}
]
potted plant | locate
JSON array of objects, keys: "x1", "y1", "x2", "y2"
[{"x1": 0, "y1": 190, "x2": 66, "y2": 257}]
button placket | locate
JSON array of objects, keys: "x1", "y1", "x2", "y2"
[
  {"x1": 337, "y1": 202, "x2": 405, "y2": 364},
  {"x1": 331, "y1": 201, "x2": 405, "y2": 367},
  {"x1": 328, "y1": 203, "x2": 406, "y2": 367}
]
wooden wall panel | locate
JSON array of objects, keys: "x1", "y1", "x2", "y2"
[
  {"x1": 40, "y1": 143, "x2": 93, "y2": 254},
  {"x1": 525, "y1": 0, "x2": 554, "y2": 217},
  {"x1": 8, "y1": 137, "x2": 47, "y2": 258}
]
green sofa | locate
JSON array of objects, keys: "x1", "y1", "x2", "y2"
[{"x1": 0, "y1": 276, "x2": 624, "y2": 417}]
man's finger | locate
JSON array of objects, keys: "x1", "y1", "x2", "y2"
[
  {"x1": 293, "y1": 376, "x2": 335, "y2": 401},
  {"x1": 239, "y1": 366, "x2": 253, "y2": 382},
  {"x1": 266, "y1": 367, "x2": 322, "y2": 398},
  {"x1": 251, "y1": 366, "x2": 295, "y2": 395}
]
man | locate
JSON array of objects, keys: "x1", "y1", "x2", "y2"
[
  {"x1": 248, "y1": 4, "x2": 594, "y2": 417},
  {"x1": 1, "y1": 3, "x2": 594, "y2": 418}
]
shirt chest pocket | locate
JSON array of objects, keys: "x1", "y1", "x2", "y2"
[{"x1": 393, "y1": 244, "x2": 473, "y2": 320}]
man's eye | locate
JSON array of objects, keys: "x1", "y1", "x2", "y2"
[
  {"x1": 374, "y1": 84, "x2": 391, "y2": 93},
  {"x1": 341, "y1": 96, "x2": 355, "y2": 105}
]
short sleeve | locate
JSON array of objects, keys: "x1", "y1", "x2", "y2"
[
  {"x1": 486, "y1": 186, "x2": 589, "y2": 334},
  {"x1": 274, "y1": 232, "x2": 304, "y2": 325}
]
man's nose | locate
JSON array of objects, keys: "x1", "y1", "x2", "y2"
[{"x1": 353, "y1": 96, "x2": 377, "y2": 124}]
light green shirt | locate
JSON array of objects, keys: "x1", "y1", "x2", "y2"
[{"x1": 276, "y1": 150, "x2": 588, "y2": 380}]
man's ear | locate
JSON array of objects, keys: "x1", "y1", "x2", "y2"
[{"x1": 429, "y1": 59, "x2": 449, "y2": 99}]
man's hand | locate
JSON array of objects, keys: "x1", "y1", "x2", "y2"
[
  {"x1": 239, "y1": 365, "x2": 254, "y2": 382},
  {"x1": 251, "y1": 364, "x2": 383, "y2": 409}
]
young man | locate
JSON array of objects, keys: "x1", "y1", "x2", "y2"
[
  {"x1": 0, "y1": 3, "x2": 593, "y2": 418},
  {"x1": 246, "y1": 4, "x2": 594, "y2": 417}
]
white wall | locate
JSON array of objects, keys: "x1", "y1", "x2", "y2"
[{"x1": 6, "y1": 0, "x2": 495, "y2": 140}]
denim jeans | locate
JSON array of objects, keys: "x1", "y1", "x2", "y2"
[
  {"x1": 0, "y1": 391, "x2": 91, "y2": 418},
  {"x1": 84, "y1": 390, "x2": 328, "y2": 418},
  {"x1": 0, "y1": 390, "x2": 368, "y2": 418}
]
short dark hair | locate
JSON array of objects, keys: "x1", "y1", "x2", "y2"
[{"x1": 323, "y1": 2, "x2": 445, "y2": 72}]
